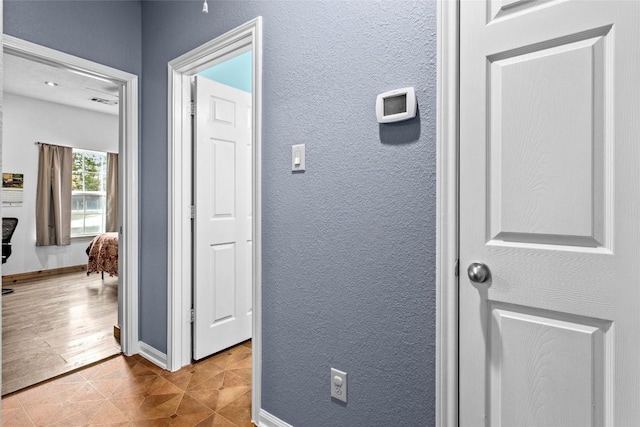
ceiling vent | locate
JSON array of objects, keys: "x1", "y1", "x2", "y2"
[{"x1": 90, "y1": 97, "x2": 118, "y2": 106}]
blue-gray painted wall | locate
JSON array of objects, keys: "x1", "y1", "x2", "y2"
[
  {"x1": 142, "y1": 2, "x2": 437, "y2": 425},
  {"x1": 4, "y1": 0, "x2": 142, "y2": 77},
  {"x1": 5, "y1": 1, "x2": 437, "y2": 425}
]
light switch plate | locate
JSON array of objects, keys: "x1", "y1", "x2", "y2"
[{"x1": 292, "y1": 144, "x2": 305, "y2": 172}]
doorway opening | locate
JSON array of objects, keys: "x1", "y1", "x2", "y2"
[
  {"x1": 167, "y1": 17, "x2": 262, "y2": 423},
  {"x1": 1, "y1": 36, "x2": 139, "y2": 394}
]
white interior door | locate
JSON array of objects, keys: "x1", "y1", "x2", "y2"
[
  {"x1": 460, "y1": 1, "x2": 640, "y2": 425},
  {"x1": 193, "y1": 76, "x2": 252, "y2": 360}
]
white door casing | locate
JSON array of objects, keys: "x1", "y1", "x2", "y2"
[
  {"x1": 193, "y1": 76, "x2": 252, "y2": 360},
  {"x1": 460, "y1": 1, "x2": 640, "y2": 425},
  {"x1": 167, "y1": 17, "x2": 262, "y2": 424},
  {"x1": 435, "y1": 1, "x2": 460, "y2": 424}
]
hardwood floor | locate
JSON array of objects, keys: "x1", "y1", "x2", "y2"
[{"x1": 2, "y1": 271, "x2": 120, "y2": 395}]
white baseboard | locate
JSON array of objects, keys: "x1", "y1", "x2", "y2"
[
  {"x1": 138, "y1": 341, "x2": 168, "y2": 370},
  {"x1": 259, "y1": 409, "x2": 294, "y2": 427}
]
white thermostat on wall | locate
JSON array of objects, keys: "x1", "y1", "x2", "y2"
[{"x1": 376, "y1": 87, "x2": 417, "y2": 123}]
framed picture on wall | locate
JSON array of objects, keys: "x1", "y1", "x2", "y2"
[{"x1": 3, "y1": 173, "x2": 24, "y2": 206}]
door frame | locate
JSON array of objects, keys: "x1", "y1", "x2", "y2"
[
  {"x1": 166, "y1": 17, "x2": 262, "y2": 424},
  {"x1": 2, "y1": 35, "x2": 140, "y2": 355},
  {"x1": 435, "y1": 1, "x2": 459, "y2": 426}
]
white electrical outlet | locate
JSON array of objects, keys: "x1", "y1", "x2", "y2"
[{"x1": 331, "y1": 368, "x2": 347, "y2": 403}]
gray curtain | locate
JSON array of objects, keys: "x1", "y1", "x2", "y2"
[
  {"x1": 35, "y1": 143, "x2": 72, "y2": 246},
  {"x1": 106, "y1": 152, "x2": 118, "y2": 232}
]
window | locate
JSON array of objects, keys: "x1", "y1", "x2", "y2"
[{"x1": 71, "y1": 149, "x2": 107, "y2": 236}]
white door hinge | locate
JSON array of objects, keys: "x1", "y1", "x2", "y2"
[
  {"x1": 454, "y1": 259, "x2": 459, "y2": 277},
  {"x1": 190, "y1": 205, "x2": 195, "y2": 219},
  {"x1": 190, "y1": 309, "x2": 194, "y2": 323},
  {"x1": 189, "y1": 100, "x2": 196, "y2": 116}
]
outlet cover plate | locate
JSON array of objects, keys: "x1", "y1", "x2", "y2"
[{"x1": 330, "y1": 368, "x2": 347, "y2": 403}]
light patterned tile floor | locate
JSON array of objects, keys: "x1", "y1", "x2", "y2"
[{"x1": 1, "y1": 340, "x2": 253, "y2": 427}]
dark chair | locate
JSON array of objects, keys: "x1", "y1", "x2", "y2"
[{"x1": 2, "y1": 218, "x2": 18, "y2": 295}]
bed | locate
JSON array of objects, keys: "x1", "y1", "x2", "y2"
[{"x1": 86, "y1": 232, "x2": 119, "y2": 277}]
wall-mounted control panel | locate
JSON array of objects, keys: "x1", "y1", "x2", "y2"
[
  {"x1": 292, "y1": 144, "x2": 306, "y2": 172},
  {"x1": 375, "y1": 87, "x2": 417, "y2": 123}
]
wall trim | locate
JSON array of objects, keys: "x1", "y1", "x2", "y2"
[
  {"x1": 2, "y1": 35, "x2": 140, "y2": 356},
  {"x1": 435, "y1": 1, "x2": 459, "y2": 426},
  {"x1": 259, "y1": 410, "x2": 294, "y2": 427},
  {"x1": 166, "y1": 17, "x2": 263, "y2": 424},
  {"x1": 138, "y1": 341, "x2": 168, "y2": 370},
  {"x1": 2, "y1": 264, "x2": 86, "y2": 286}
]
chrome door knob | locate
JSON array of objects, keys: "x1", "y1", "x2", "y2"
[{"x1": 467, "y1": 262, "x2": 491, "y2": 283}]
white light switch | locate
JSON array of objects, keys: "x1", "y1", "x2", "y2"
[{"x1": 292, "y1": 144, "x2": 305, "y2": 171}]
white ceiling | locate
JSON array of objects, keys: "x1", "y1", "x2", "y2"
[{"x1": 3, "y1": 53, "x2": 120, "y2": 116}]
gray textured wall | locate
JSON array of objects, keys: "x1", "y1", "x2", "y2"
[
  {"x1": 142, "y1": 1, "x2": 437, "y2": 425},
  {"x1": 4, "y1": 1, "x2": 142, "y2": 77}
]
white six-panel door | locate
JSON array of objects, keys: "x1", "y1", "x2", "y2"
[
  {"x1": 193, "y1": 76, "x2": 252, "y2": 360},
  {"x1": 460, "y1": 1, "x2": 640, "y2": 425}
]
